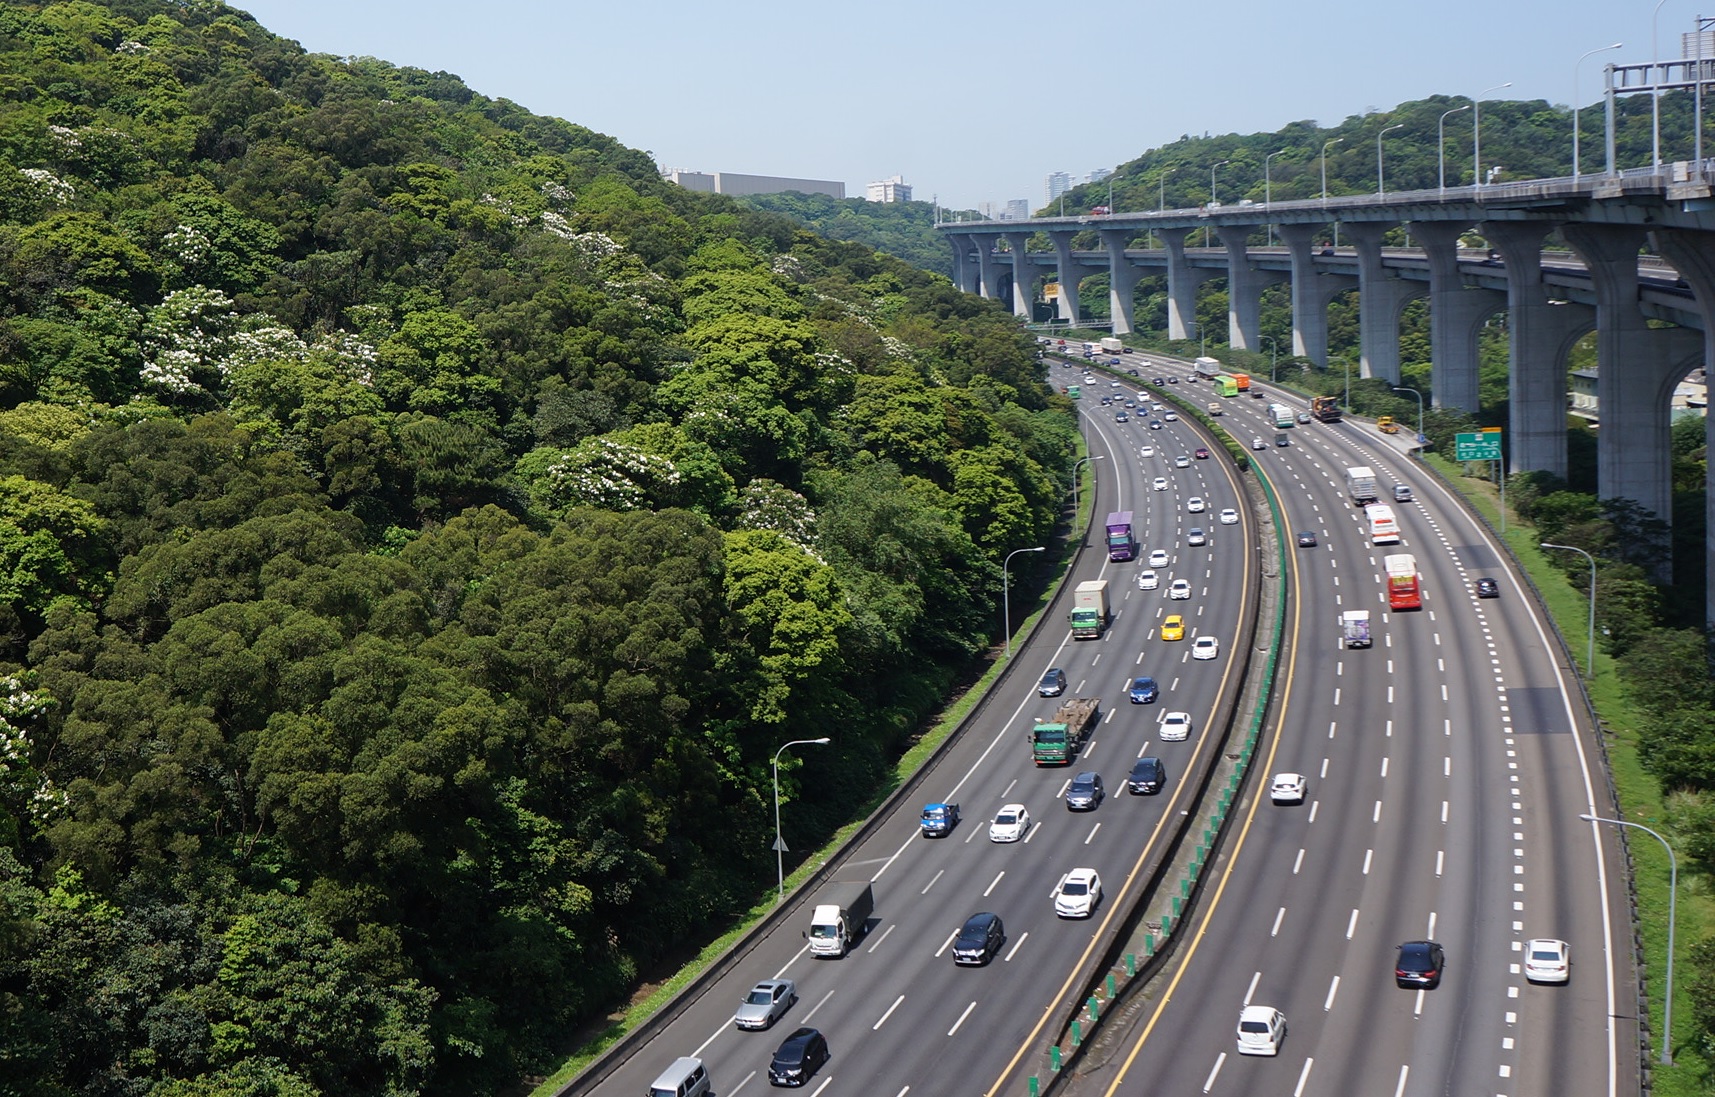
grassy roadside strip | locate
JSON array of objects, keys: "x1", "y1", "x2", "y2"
[
  {"x1": 1426, "y1": 452, "x2": 1713, "y2": 1097},
  {"x1": 530, "y1": 433, "x2": 1096, "y2": 1094}
]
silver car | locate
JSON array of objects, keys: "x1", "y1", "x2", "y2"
[{"x1": 734, "y1": 979, "x2": 798, "y2": 1030}]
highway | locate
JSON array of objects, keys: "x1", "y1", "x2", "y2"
[
  {"x1": 1064, "y1": 355, "x2": 1637, "y2": 1097},
  {"x1": 593, "y1": 353, "x2": 1260, "y2": 1096}
]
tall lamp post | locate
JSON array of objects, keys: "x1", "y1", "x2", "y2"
[
  {"x1": 773, "y1": 737, "x2": 831, "y2": 898},
  {"x1": 1264, "y1": 147, "x2": 1288, "y2": 246},
  {"x1": 1071, "y1": 454, "x2": 1106, "y2": 524},
  {"x1": 1376, "y1": 123, "x2": 1406, "y2": 196},
  {"x1": 1654, "y1": 0, "x2": 1670, "y2": 171},
  {"x1": 1574, "y1": 43, "x2": 1624, "y2": 179},
  {"x1": 1320, "y1": 137, "x2": 1344, "y2": 206},
  {"x1": 1580, "y1": 813, "x2": 1677, "y2": 1064},
  {"x1": 1331, "y1": 354, "x2": 1351, "y2": 409},
  {"x1": 1158, "y1": 165, "x2": 1178, "y2": 212},
  {"x1": 1207, "y1": 159, "x2": 1230, "y2": 247},
  {"x1": 1263, "y1": 335, "x2": 1281, "y2": 382},
  {"x1": 1391, "y1": 384, "x2": 1424, "y2": 443},
  {"x1": 1003, "y1": 546, "x2": 1047, "y2": 657},
  {"x1": 1540, "y1": 542, "x2": 1597, "y2": 677},
  {"x1": 1474, "y1": 82, "x2": 1513, "y2": 192},
  {"x1": 1439, "y1": 104, "x2": 1471, "y2": 192}
]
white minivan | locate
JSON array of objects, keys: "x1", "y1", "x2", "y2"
[{"x1": 1236, "y1": 1006, "x2": 1286, "y2": 1056}]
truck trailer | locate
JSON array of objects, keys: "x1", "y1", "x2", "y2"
[
  {"x1": 1341, "y1": 609, "x2": 1372, "y2": 649},
  {"x1": 1105, "y1": 511, "x2": 1136, "y2": 561},
  {"x1": 805, "y1": 881, "x2": 876, "y2": 958},
  {"x1": 1345, "y1": 466, "x2": 1379, "y2": 506},
  {"x1": 1031, "y1": 697, "x2": 1101, "y2": 765},
  {"x1": 1100, "y1": 337, "x2": 1124, "y2": 353}
]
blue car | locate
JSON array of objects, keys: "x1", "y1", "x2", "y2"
[{"x1": 1128, "y1": 676, "x2": 1159, "y2": 704}]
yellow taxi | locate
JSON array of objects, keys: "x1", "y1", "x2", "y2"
[{"x1": 1161, "y1": 614, "x2": 1186, "y2": 641}]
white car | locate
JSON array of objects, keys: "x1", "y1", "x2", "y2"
[
  {"x1": 1160, "y1": 711, "x2": 1193, "y2": 741},
  {"x1": 1523, "y1": 938, "x2": 1571, "y2": 983},
  {"x1": 1152, "y1": 476, "x2": 1169, "y2": 491},
  {"x1": 1219, "y1": 508, "x2": 1239, "y2": 525},
  {"x1": 1137, "y1": 569, "x2": 1159, "y2": 590},
  {"x1": 1236, "y1": 1005, "x2": 1286, "y2": 1056},
  {"x1": 1251, "y1": 436, "x2": 1267, "y2": 450},
  {"x1": 1168, "y1": 579, "x2": 1192, "y2": 600},
  {"x1": 1186, "y1": 528, "x2": 1207, "y2": 546},
  {"x1": 1270, "y1": 773, "x2": 1307, "y2": 803},
  {"x1": 1140, "y1": 445, "x2": 1156, "y2": 459},
  {"x1": 1148, "y1": 549, "x2": 1169, "y2": 568},
  {"x1": 1111, "y1": 380, "x2": 1122, "y2": 388},
  {"x1": 1053, "y1": 867, "x2": 1103, "y2": 918},
  {"x1": 1173, "y1": 455, "x2": 1191, "y2": 469},
  {"x1": 1186, "y1": 496, "x2": 1206, "y2": 513},
  {"x1": 1192, "y1": 635, "x2": 1220, "y2": 660},
  {"x1": 1163, "y1": 411, "x2": 1179, "y2": 421},
  {"x1": 989, "y1": 803, "x2": 1032, "y2": 843}
]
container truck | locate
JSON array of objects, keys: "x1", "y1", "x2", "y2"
[
  {"x1": 1031, "y1": 697, "x2": 1101, "y2": 765},
  {"x1": 1069, "y1": 580, "x2": 1110, "y2": 638},
  {"x1": 1100, "y1": 337, "x2": 1124, "y2": 353},
  {"x1": 1341, "y1": 609, "x2": 1372, "y2": 649},
  {"x1": 1229, "y1": 371, "x2": 1251, "y2": 392},
  {"x1": 1194, "y1": 357, "x2": 1223, "y2": 378},
  {"x1": 1105, "y1": 511, "x2": 1137, "y2": 561},
  {"x1": 1384, "y1": 554, "x2": 1422, "y2": 610},
  {"x1": 1311, "y1": 395, "x2": 1343, "y2": 422},
  {"x1": 805, "y1": 881, "x2": 875, "y2": 958},
  {"x1": 1345, "y1": 466, "x2": 1379, "y2": 506}
]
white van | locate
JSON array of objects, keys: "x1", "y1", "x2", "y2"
[
  {"x1": 1236, "y1": 1005, "x2": 1286, "y2": 1056},
  {"x1": 649, "y1": 1057, "x2": 712, "y2": 1097}
]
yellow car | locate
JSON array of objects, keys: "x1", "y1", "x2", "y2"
[{"x1": 1161, "y1": 614, "x2": 1186, "y2": 641}]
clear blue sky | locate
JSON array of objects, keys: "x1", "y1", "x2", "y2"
[{"x1": 236, "y1": 0, "x2": 1679, "y2": 211}]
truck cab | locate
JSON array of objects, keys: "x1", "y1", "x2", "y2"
[{"x1": 919, "y1": 802, "x2": 960, "y2": 837}]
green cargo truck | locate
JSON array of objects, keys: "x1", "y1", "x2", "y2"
[{"x1": 1031, "y1": 697, "x2": 1101, "y2": 765}]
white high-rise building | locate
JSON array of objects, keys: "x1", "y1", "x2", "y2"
[
  {"x1": 867, "y1": 174, "x2": 913, "y2": 203},
  {"x1": 1004, "y1": 198, "x2": 1030, "y2": 221},
  {"x1": 1045, "y1": 171, "x2": 1072, "y2": 202},
  {"x1": 1087, "y1": 167, "x2": 1113, "y2": 184}
]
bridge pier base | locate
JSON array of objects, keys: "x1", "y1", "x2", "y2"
[
  {"x1": 1100, "y1": 229, "x2": 1144, "y2": 336},
  {"x1": 1345, "y1": 222, "x2": 1425, "y2": 385},
  {"x1": 1651, "y1": 227, "x2": 1715, "y2": 629},
  {"x1": 1159, "y1": 228, "x2": 1210, "y2": 343},
  {"x1": 1004, "y1": 232, "x2": 1039, "y2": 319},
  {"x1": 1218, "y1": 224, "x2": 1288, "y2": 351},
  {"x1": 1487, "y1": 221, "x2": 1584, "y2": 480},
  {"x1": 969, "y1": 232, "x2": 1004, "y2": 303},
  {"x1": 1415, "y1": 222, "x2": 1504, "y2": 413}
]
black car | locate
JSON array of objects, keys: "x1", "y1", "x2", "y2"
[
  {"x1": 1475, "y1": 577, "x2": 1500, "y2": 599},
  {"x1": 1065, "y1": 771, "x2": 1105, "y2": 811},
  {"x1": 1153, "y1": 376, "x2": 1165, "y2": 385},
  {"x1": 1167, "y1": 376, "x2": 1179, "y2": 384},
  {"x1": 769, "y1": 1027, "x2": 830, "y2": 1087},
  {"x1": 1252, "y1": 388, "x2": 1266, "y2": 399},
  {"x1": 952, "y1": 912, "x2": 1005, "y2": 965},
  {"x1": 1275, "y1": 433, "x2": 1290, "y2": 446},
  {"x1": 1396, "y1": 940, "x2": 1446, "y2": 989},
  {"x1": 1127, "y1": 756, "x2": 1166, "y2": 794},
  {"x1": 1038, "y1": 668, "x2": 1068, "y2": 697},
  {"x1": 1296, "y1": 531, "x2": 1318, "y2": 548}
]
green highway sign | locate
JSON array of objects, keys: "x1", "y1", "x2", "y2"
[{"x1": 1455, "y1": 431, "x2": 1503, "y2": 461}]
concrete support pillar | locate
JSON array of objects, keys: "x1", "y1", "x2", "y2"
[
  {"x1": 1564, "y1": 224, "x2": 1700, "y2": 535},
  {"x1": 969, "y1": 232, "x2": 1003, "y2": 301},
  {"x1": 1414, "y1": 221, "x2": 1504, "y2": 413},
  {"x1": 1485, "y1": 220, "x2": 1581, "y2": 479},
  {"x1": 1159, "y1": 227, "x2": 1203, "y2": 342},
  {"x1": 1652, "y1": 226, "x2": 1715, "y2": 629},
  {"x1": 1277, "y1": 224, "x2": 1353, "y2": 366},
  {"x1": 947, "y1": 234, "x2": 979, "y2": 295},
  {"x1": 1216, "y1": 224, "x2": 1288, "y2": 351},
  {"x1": 1343, "y1": 222, "x2": 1425, "y2": 385},
  {"x1": 1099, "y1": 229, "x2": 1143, "y2": 335},
  {"x1": 1049, "y1": 231, "x2": 1097, "y2": 324},
  {"x1": 1003, "y1": 232, "x2": 1038, "y2": 317}
]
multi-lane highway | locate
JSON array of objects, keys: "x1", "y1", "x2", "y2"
[
  {"x1": 595, "y1": 354, "x2": 1260, "y2": 1096},
  {"x1": 1066, "y1": 354, "x2": 1637, "y2": 1097},
  {"x1": 586, "y1": 345, "x2": 1636, "y2": 1097}
]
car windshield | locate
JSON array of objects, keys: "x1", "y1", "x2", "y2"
[
  {"x1": 1061, "y1": 880, "x2": 1088, "y2": 895},
  {"x1": 1036, "y1": 729, "x2": 1066, "y2": 743},
  {"x1": 1240, "y1": 1021, "x2": 1270, "y2": 1033},
  {"x1": 746, "y1": 989, "x2": 773, "y2": 1005},
  {"x1": 995, "y1": 811, "x2": 1017, "y2": 825},
  {"x1": 1070, "y1": 779, "x2": 1094, "y2": 793},
  {"x1": 1530, "y1": 947, "x2": 1559, "y2": 961}
]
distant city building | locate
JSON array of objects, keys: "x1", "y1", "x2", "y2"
[
  {"x1": 977, "y1": 201, "x2": 998, "y2": 220},
  {"x1": 1087, "y1": 167, "x2": 1113, "y2": 184},
  {"x1": 1005, "y1": 198, "x2": 1030, "y2": 221},
  {"x1": 867, "y1": 174, "x2": 913, "y2": 203},
  {"x1": 662, "y1": 169, "x2": 845, "y2": 199},
  {"x1": 1045, "y1": 171, "x2": 1072, "y2": 202}
]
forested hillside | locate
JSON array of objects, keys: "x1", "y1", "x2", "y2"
[
  {"x1": 0, "y1": 3, "x2": 1074, "y2": 1094},
  {"x1": 734, "y1": 191, "x2": 961, "y2": 278}
]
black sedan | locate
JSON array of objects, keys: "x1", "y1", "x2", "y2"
[
  {"x1": 1475, "y1": 577, "x2": 1500, "y2": 598},
  {"x1": 1296, "y1": 531, "x2": 1318, "y2": 547},
  {"x1": 769, "y1": 1027, "x2": 831, "y2": 1086},
  {"x1": 1396, "y1": 940, "x2": 1446, "y2": 989}
]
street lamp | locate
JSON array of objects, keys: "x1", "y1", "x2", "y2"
[
  {"x1": 1206, "y1": 160, "x2": 1230, "y2": 247},
  {"x1": 1320, "y1": 137, "x2": 1344, "y2": 205},
  {"x1": 1263, "y1": 335, "x2": 1281, "y2": 382},
  {"x1": 773, "y1": 737, "x2": 831, "y2": 899},
  {"x1": 1540, "y1": 542, "x2": 1597, "y2": 678},
  {"x1": 1391, "y1": 384, "x2": 1424, "y2": 443},
  {"x1": 1003, "y1": 546, "x2": 1047, "y2": 657},
  {"x1": 1438, "y1": 105, "x2": 1471, "y2": 192},
  {"x1": 1071, "y1": 454, "x2": 1106, "y2": 522},
  {"x1": 1158, "y1": 165, "x2": 1178, "y2": 212},
  {"x1": 1331, "y1": 354, "x2": 1351, "y2": 409},
  {"x1": 1574, "y1": 43, "x2": 1623, "y2": 179},
  {"x1": 1474, "y1": 82, "x2": 1513, "y2": 192},
  {"x1": 1376, "y1": 123, "x2": 1405, "y2": 196},
  {"x1": 1580, "y1": 813, "x2": 1677, "y2": 1064},
  {"x1": 1654, "y1": 0, "x2": 1670, "y2": 171},
  {"x1": 1264, "y1": 147, "x2": 1288, "y2": 246}
]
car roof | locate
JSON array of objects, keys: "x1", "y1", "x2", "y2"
[
  {"x1": 1239, "y1": 1004, "x2": 1278, "y2": 1022},
  {"x1": 1072, "y1": 770, "x2": 1099, "y2": 781},
  {"x1": 778, "y1": 1026, "x2": 820, "y2": 1047},
  {"x1": 754, "y1": 978, "x2": 792, "y2": 991},
  {"x1": 963, "y1": 911, "x2": 999, "y2": 927}
]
